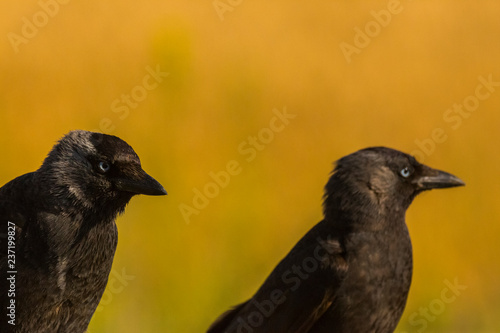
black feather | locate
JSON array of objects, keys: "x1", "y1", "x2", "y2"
[
  {"x1": 208, "y1": 147, "x2": 464, "y2": 333},
  {"x1": 0, "y1": 130, "x2": 166, "y2": 333}
]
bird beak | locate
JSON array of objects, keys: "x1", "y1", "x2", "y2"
[
  {"x1": 412, "y1": 165, "x2": 465, "y2": 190},
  {"x1": 114, "y1": 168, "x2": 167, "y2": 196}
]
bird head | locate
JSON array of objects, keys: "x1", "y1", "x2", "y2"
[
  {"x1": 323, "y1": 147, "x2": 464, "y2": 222},
  {"x1": 39, "y1": 130, "x2": 166, "y2": 215}
]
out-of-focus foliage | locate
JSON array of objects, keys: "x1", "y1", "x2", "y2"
[{"x1": 1, "y1": 1, "x2": 499, "y2": 332}]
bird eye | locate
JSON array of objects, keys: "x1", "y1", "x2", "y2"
[
  {"x1": 400, "y1": 167, "x2": 412, "y2": 178},
  {"x1": 98, "y1": 161, "x2": 111, "y2": 173}
]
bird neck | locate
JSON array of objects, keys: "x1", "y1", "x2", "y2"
[{"x1": 323, "y1": 177, "x2": 406, "y2": 231}]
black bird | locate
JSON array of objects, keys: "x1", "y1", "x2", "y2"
[
  {"x1": 208, "y1": 147, "x2": 464, "y2": 333},
  {"x1": 0, "y1": 130, "x2": 166, "y2": 333}
]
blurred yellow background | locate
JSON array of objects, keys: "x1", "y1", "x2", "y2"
[{"x1": 1, "y1": 1, "x2": 499, "y2": 332}]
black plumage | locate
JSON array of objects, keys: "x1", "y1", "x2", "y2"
[
  {"x1": 0, "y1": 130, "x2": 166, "y2": 333},
  {"x1": 208, "y1": 147, "x2": 464, "y2": 333}
]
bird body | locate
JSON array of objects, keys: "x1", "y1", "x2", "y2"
[
  {"x1": 208, "y1": 147, "x2": 464, "y2": 333},
  {"x1": 0, "y1": 130, "x2": 166, "y2": 333}
]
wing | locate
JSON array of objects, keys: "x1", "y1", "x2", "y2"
[
  {"x1": 207, "y1": 301, "x2": 249, "y2": 333},
  {"x1": 0, "y1": 174, "x2": 33, "y2": 262},
  {"x1": 0, "y1": 201, "x2": 27, "y2": 262},
  {"x1": 0, "y1": 176, "x2": 31, "y2": 332},
  {"x1": 208, "y1": 220, "x2": 348, "y2": 333}
]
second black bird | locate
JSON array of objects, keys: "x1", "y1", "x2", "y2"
[
  {"x1": 208, "y1": 147, "x2": 464, "y2": 333},
  {"x1": 0, "y1": 130, "x2": 166, "y2": 333}
]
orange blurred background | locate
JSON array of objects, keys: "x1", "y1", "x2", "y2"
[{"x1": 1, "y1": 1, "x2": 499, "y2": 332}]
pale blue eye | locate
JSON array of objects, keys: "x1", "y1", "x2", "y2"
[
  {"x1": 400, "y1": 167, "x2": 411, "y2": 178},
  {"x1": 99, "y1": 161, "x2": 110, "y2": 173}
]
